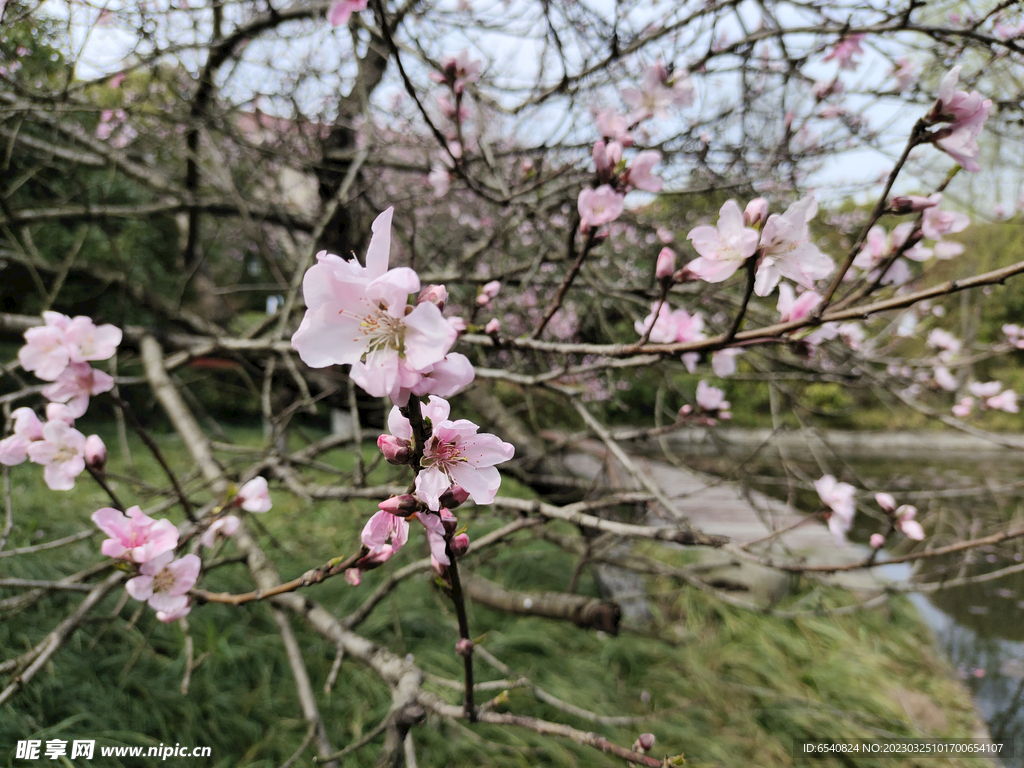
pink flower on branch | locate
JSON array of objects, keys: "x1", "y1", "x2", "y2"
[
  {"x1": 776, "y1": 284, "x2": 821, "y2": 323},
  {"x1": 386, "y1": 396, "x2": 514, "y2": 511},
  {"x1": 291, "y1": 208, "x2": 457, "y2": 400},
  {"x1": 928, "y1": 66, "x2": 992, "y2": 172},
  {"x1": 578, "y1": 185, "x2": 625, "y2": 228},
  {"x1": 200, "y1": 515, "x2": 240, "y2": 548},
  {"x1": 361, "y1": 509, "x2": 410, "y2": 558},
  {"x1": 41, "y1": 362, "x2": 115, "y2": 418},
  {"x1": 0, "y1": 407, "x2": 44, "y2": 466},
  {"x1": 814, "y1": 474, "x2": 856, "y2": 546},
  {"x1": 18, "y1": 312, "x2": 72, "y2": 381},
  {"x1": 686, "y1": 200, "x2": 760, "y2": 283},
  {"x1": 26, "y1": 420, "x2": 88, "y2": 490},
  {"x1": 125, "y1": 551, "x2": 201, "y2": 622},
  {"x1": 234, "y1": 477, "x2": 272, "y2": 513},
  {"x1": 754, "y1": 196, "x2": 833, "y2": 297},
  {"x1": 92, "y1": 505, "x2": 179, "y2": 563}
]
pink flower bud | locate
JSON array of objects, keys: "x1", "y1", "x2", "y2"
[
  {"x1": 450, "y1": 533, "x2": 470, "y2": 557},
  {"x1": 481, "y1": 280, "x2": 501, "y2": 299},
  {"x1": 85, "y1": 434, "x2": 106, "y2": 470},
  {"x1": 378, "y1": 494, "x2": 420, "y2": 514},
  {"x1": 485, "y1": 318, "x2": 501, "y2": 334},
  {"x1": 744, "y1": 198, "x2": 769, "y2": 227},
  {"x1": 637, "y1": 734, "x2": 656, "y2": 751},
  {"x1": 377, "y1": 434, "x2": 412, "y2": 465},
  {"x1": 438, "y1": 485, "x2": 471, "y2": 509},
  {"x1": 456, "y1": 637, "x2": 474, "y2": 656},
  {"x1": 655, "y1": 247, "x2": 676, "y2": 280},
  {"x1": 475, "y1": 293, "x2": 491, "y2": 306},
  {"x1": 875, "y1": 492, "x2": 897, "y2": 513},
  {"x1": 890, "y1": 195, "x2": 939, "y2": 213},
  {"x1": 345, "y1": 568, "x2": 361, "y2": 586},
  {"x1": 418, "y1": 284, "x2": 448, "y2": 310},
  {"x1": 870, "y1": 533, "x2": 885, "y2": 549}
]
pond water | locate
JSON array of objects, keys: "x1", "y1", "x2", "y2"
[{"x1": 669, "y1": 443, "x2": 1024, "y2": 765}]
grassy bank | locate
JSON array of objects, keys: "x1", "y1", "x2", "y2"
[{"x1": 0, "y1": 424, "x2": 987, "y2": 767}]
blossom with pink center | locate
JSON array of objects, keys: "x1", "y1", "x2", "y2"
[
  {"x1": 929, "y1": 66, "x2": 992, "y2": 172},
  {"x1": 921, "y1": 196, "x2": 970, "y2": 241},
  {"x1": 624, "y1": 151, "x2": 663, "y2": 192},
  {"x1": 655, "y1": 247, "x2": 676, "y2": 280},
  {"x1": 621, "y1": 63, "x2": 694, "y2": 121},
  {"x1": 895, "y1": 505, "x2": 924, "y2": 540},
  {"x1": 814, "y1": 474, "x2": 856, "y2": 546},
  {"x1": 387, "y1": 396, "x2": 514, "y2": 511},
  {"x1": 754, "y1": 196, "x2": 833, "y2": 296},
  {"x1": 0, "y1": 407, "x2": 44, "y2": 465},
  {"x1": 200, "y1": 515, "x2": 240, "y2": 548},
  {"x1": 823, "y1": 34, "x2": 865, "y2": 70},
  {"x1": 433, "y1": 49, "x2": 482, "y2": 93},
  {"x1": 361, "y1": 509, "x2": 410, "y2": 556},
  {"x1": 19, "y1": 312, "x2": 72, "y2": 381},
  {"x1": 578, "y1": 185, "x2": 625, "y2": 228},
  {"x1": 686, "y1": 200, "x2": 760, "y2": 283},
  {"x1": 40, "y1": 362, "x2": 115, "y2": 418},
  {"x1": 291, "y1": 208, "x2": 456, "y2": 398},
  {"x1": 776, "y1": 283, "x2": 821, "y2": 322},
  {"x1": 26, "y1": 420, "x2": 88, "y2": 490},
  {"x1": 125, "y1": 550, "x2": 201, "y2": 622},
  {"x1": 634, "y1": 302, "x2": 704, "y2": 345},
  {"x1": 327, "y1": 0, "x2": 368, "y2": 26},
  {"x1": 64, "y1": 316, "x2": 122, "y2": 364},
  {"x1": 92, "y1": 505, "x2": 179, "y2": 563}
]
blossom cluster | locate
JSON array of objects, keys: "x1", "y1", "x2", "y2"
[
  {"x1": 292, "y1": 207, "x2": 514, "y2": 582},
  {"x1": 91, "y1": 478, "x2": 272, "y2": 622},
  {"x1": 0, "y1": 313, "x2": 122, "y2": 489}
]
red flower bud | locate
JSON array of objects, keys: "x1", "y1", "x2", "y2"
[{"x1": 377, "y1": 434, "x2": 412, "y2": 465}]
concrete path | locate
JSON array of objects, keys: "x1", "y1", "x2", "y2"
[{"x1": 565, "y1": 442, "x2": 886, "y2": 600}]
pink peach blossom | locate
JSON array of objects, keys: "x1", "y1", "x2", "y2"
[
  {"x1": 625, "y1": 151, "x2": 662, "y2": 192},
  {"x1": 686, "y1": 200, "x2": 760, "y2": 283},
  {"x1": 125, "y1": 550, "x2": 200, "y2": 622},
  {"x1": 291, "y1": 208, "x2": 457, "y2": 398},
  {"x1": 40, "y1": 362, "x2": 115, "y2": 418},
  {"x1": 92, "y1": 505, "x2": 179, "y2": 563},
  {"x1": 776, "y1": 284, "x2": 821, "y2": 322},
  {"x1": 387, "y1": 396, "x2": 514, "y2": 511},
  {"x1": 0, "y1": 407, "x2": 43, "y2": 466},
  {"x1": 814, "y1": 474, "x2": 856, "y2": 546},
  {"x1": 754, "y1": 196, "x2": 833, "y2": 296},
  {"x1": 578, "y1": 185, "x2": 625, "y2": 228},
  {"x1": 823, "y1": 34, "x2": 865, "y2": 70},
  {"x1": 26, "y1": 420, "x2": 88, "y2": 490},
  {"x1": 328, "y1": 0, "x2": 368, "y2": 26},
  {"x1": 361, "y1": 509, "x2": 410, "y2": 556},
  {"x1": 64, "y1": 316, "x2": 122, "y2": 363},
  {"x1": 655, "y1": 247, "x2": 676, "y2": 279}
]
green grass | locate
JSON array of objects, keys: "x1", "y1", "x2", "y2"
[{"x1": 0, "y1": 424, "x2": 987, "y2": 767}]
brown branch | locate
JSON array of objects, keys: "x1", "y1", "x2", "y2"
[{"x1": 461, "y1": 574, "x2": 621, "y2": 634}]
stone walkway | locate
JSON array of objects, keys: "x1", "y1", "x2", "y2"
[{"x1": 565, "y1": 442, "x2": 887, "y2": 601}]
